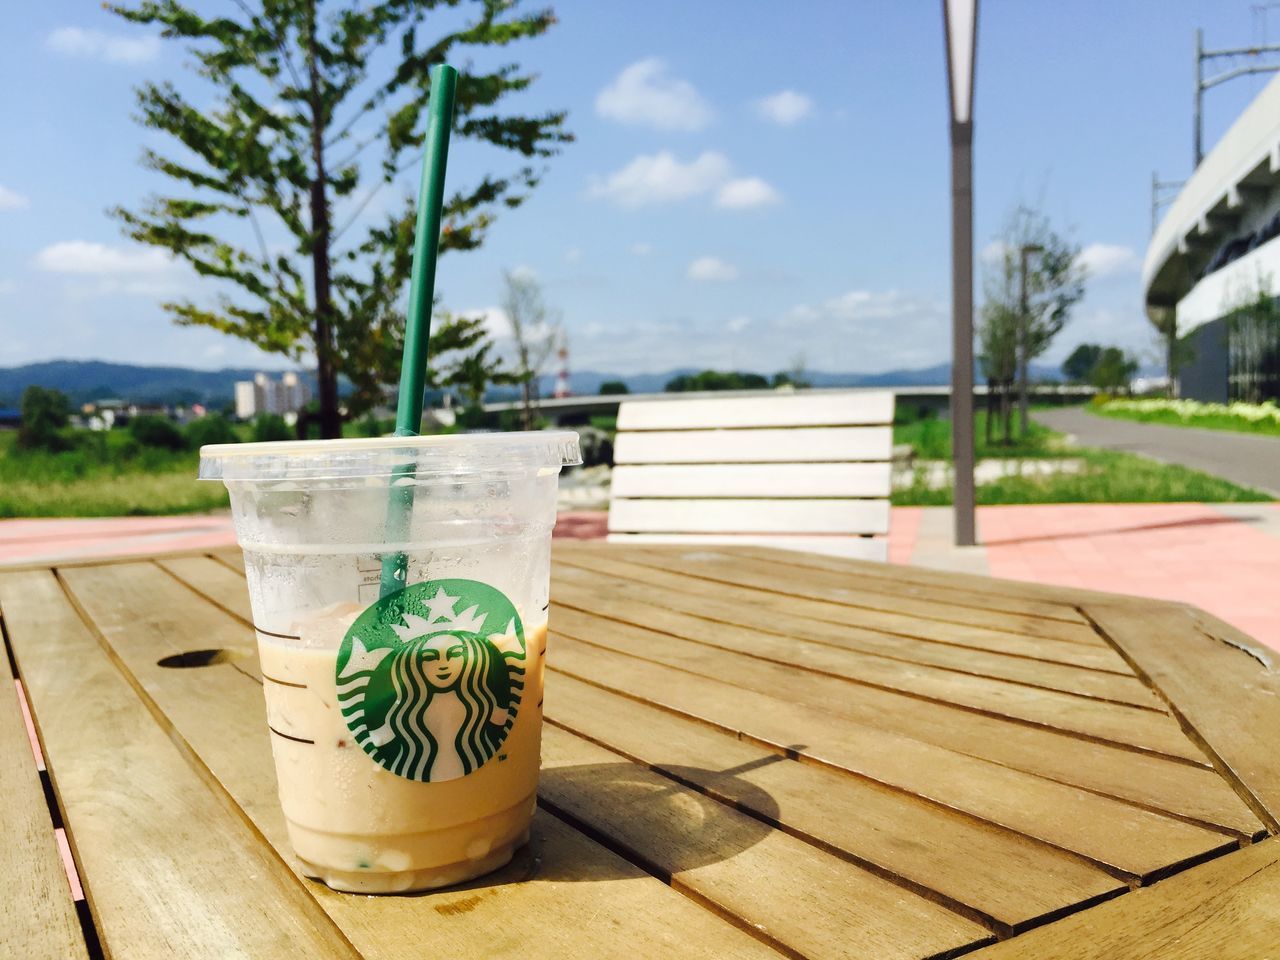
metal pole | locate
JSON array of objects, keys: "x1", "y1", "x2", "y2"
[
  {"x1": 950, "y1": 120, "x2": 976, "y2": 547},
  {"x1": 1018, "y1": 248, "x2": 1030, "y2": 437},
  {"x1": 1195, "y1": 28, "x2": 1204, "y2": 168}
]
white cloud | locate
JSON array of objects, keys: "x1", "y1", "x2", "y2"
[
  {"x1": 726, "y1": 315, "x2": 751, "y2": 333},
  {"x1": 716, "y1": 177, "x2": 781, "y2": 210},
  {"x1": 1077, "y1": 243, "x2": 1139, "y2": 278},
  {"x1": 596, "y1": 58, "x2": 712, "y2": 131},
  {"x1": 508, "y1": 264, "x2": 538, "y2": 282},
  {"x1": 589, "y1": 150, "x2": 731, "y2": 208},
  {"x1": 0, "y1": 186, "x2": 29, "y2": 210},
  {"x1": 756, "y1": 90, "x2": 813, "y2": 125},
  {"x1": 981, "y1": 240, "x2": 1008, "y2": 264},
  {"x1": 687, "y1": 256, "x2": 739, "y2": 282},
  {"x1": 630, "y1": 242, "x2": 653, "y2": 256},
  {"x1": 34, "y1": 241, "x2": 174, "y2": 274},
  {"x1": 46, "y1": 27, "x2": 160, "y2": 64},
  {"x1": 779, "y1": 289, "x2": 948, "y2": 369},
  {"x1": 565, "y1": 248, "x2": 583, "y2": 264}
]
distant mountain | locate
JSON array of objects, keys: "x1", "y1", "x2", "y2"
[
  {"x1": 0, "y1": 360, "x2": 312, "y2": 408},
  {"x1": 0, "y1": 358, "x2": 1066, "y2": 409}
]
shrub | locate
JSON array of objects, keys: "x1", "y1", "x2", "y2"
[
  {"x1": 251, "y1": 413, "x2": 293, "y2": 442},
  {"x1": 129, "y1": 415, "x2": 187, "y2": 451},
  {"x1": 184, "y1": 414, "x2": 240, "y2": 448},
  {"x1": 17, "y1": 386, "x2": 72, "y2": 451}
]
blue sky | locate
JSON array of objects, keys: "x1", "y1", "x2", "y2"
[{"x1": 0, "y1": 1, "x2": 1272, "y2": 375}]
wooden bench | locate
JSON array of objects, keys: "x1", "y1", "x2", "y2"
[{"x1": 608, "y1": 391, "x2": 895, "y2": 560}]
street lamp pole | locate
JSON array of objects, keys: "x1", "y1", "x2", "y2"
[
  {"x1": 943, "y1": 0, "x2": 978, "y2": 547},
  {"x1": 1017, "y1": 243, "x2": 1043, "y2": 437}
]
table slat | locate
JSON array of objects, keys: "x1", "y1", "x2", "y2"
[
  {"x1": 0, "y1": 657, "x2": 88, "y2": 960},
  {"x1": 553, "y1": 550, "x2": 1126, "y2": 663},
  {"x1": 56, "y1": 560, "x2": 799, "y2": 960},
  {"x1": 540, "y1": 724, "x2": 992, "y2": 959},
  {"x1": 548, "y1": 636, "x2": 1243, "y2": 875},
  {"x1": 551, "y1": 605, "x2": 1202, "y2": 766},
  {"x1": 547, "y1": 672, "x2": 1123, "y2": 933},
  {"x1": 604, "y1": 548, "x2": 1105, "y2": 645},
  {"x1": 972, "y1": 838, "x2": 1280, "y2": 959},
  {"x1": 658, "y1": 545, "x2": 1091, "y2": 625},
  {"x1": 551, "y1": 573, "x2": 1159, "y2": 708},
  {"x1": 0, "y1": 569, "x2": 356, "y2": 960},
  {"x1": 1090, "y1": 600, "x2": 1280, "y2": 832}
]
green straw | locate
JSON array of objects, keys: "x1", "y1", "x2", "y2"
[{"x1": 380, "y1": 63, "x2": 458, "y2": 597}]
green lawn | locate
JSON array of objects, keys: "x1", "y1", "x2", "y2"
[
  {"x1": 893, "y1": 410, "x2": 1074, "y2": 460},
  {"x1": 1090, "y1": 398, "x2": 1280, "y2": 437},
  {"x1": 0, "y1": 431, "x2": 228, "y2": 518}
]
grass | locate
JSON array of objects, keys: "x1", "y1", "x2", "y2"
[
  {"x1": 1090, "y1": 397, "x2": 1280, "y2": 437},
  {"x1": 894, "y1": 410, "x2": 1072, "y2": 460},
  {"x1": 0, "y1": 431, "x2": 227, "y2": 518},
  {"x1": 892, "y1": 449, "x2": 1271, "y2": 505}
]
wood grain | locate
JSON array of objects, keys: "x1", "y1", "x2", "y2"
[
  {"x1": 1089, "y1": 598, "x2": 1280, "y2": 832},
  {"x1": 974, "y1": 838, "x2": 1280, "y2": 959},
  {"x1": 539, "y1": 723, "x2": 992, "y2": 959},
  {"x1": 56, "y1": 561, "x2": 795, "y2": 959},
  {"x1": 0, "y1": 569, "x2": 356, "y2": 960},
  {"x1": 547, "y1": 636, "x2": 1240, "y2": 876},
  {"x1": 550, "y1": 569, "x2": 1159, "y2": 707},
  {"x1": 615, "y1": 548, "x2": 1104, "y2": 645},
  {"x1": 549, "y1": 605, "x2": 1202, "y2": 764},
  {"x1": 552, "y1": 548, "x2": 1120, "y2": 657},
  {"x1": 0, "y1": 647, "x2": 88, "y2": 960},
  {"x1": 546, "y1": 672, "x2": 1123, "y2": 933}
]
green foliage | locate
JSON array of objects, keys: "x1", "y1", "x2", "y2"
[
  {"x1": 1224, "y1": 278, "x2": 1280, "y2": 404},
  {"x1": 18, "y1": 386, "x2": 72, "y2": 451},
  {"x1": 502, "y1": 269, "x2": 559, "y2": 430},
  {"x1": 894, "y1": 410, "x2": 1067, "y2": 461},
  {"x1": 355, "y1": 412, "x2": 388, "y2": 438},
  {"x1": 1089, "y1": 347, "x2": 1138, "y2": 392},
  {"x1": 128, "y1": 414, "x2": 187, "y2": 451},
  {"x1": 892, "y1": 448, "x2": 1270, "y2": 506},
  {"x1": 1062, "y1": 344, "x2": 1103, "y2": 383},
  {"x1": 1091, "y1": 397, "x2": 1280, "y2": 437},
  {"x1": 665, "y1": 370, "x2": 771, "y2": 392},
  {"x1": 251, "y1": 413, "x2": 293, "y2": 442},
  {"x1": 598, "y1": 380, "x2": 629, "y2": 395},
  {"x1": 184, "y1": 413, "x2": 240, "y2": 448},
  {"x1": 109, "y1": 0, "x2": 571, "y2": 436}
]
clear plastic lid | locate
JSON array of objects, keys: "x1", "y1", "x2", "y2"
[{"x1": 199, "y1": 431, "x2": 581, "y2": 482}]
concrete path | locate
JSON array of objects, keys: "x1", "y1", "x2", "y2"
[{"x1": 1035, "y1": 406, "x2": 1280, "y2": 496}]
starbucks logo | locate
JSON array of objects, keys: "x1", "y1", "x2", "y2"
[{"x1": 335, "y1": 579, "x2": 526, "y2": 782}]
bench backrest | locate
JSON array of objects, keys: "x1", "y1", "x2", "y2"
[{"x1": 608, "y1": 391, "x2": 895, "y2": 560}]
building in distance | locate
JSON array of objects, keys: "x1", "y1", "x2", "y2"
[{"x1": 235, "y1": 371, "x2": 311, "y2": 419}]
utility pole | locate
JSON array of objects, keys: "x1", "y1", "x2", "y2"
[
  {"x1": 1017, "y1": 244, "x2": 1043, "y2": 438},
  {"x1": 1151, "y1": 172, "x2": 1185, "y2": 235},
  {"x1": 1194, "y1": 26, "x2": 1280, "y2": 167}
]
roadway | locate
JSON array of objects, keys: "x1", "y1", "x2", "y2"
[{"x1": 1035, "y1": 406, "x2": 1280, "y2": 497}]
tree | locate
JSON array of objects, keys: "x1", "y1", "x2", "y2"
[
  {"x1": 1225, "y1": 274, "x2": 1280, "y2": 403},
  {"x1": 665, "y1": 370, "x2": 769, "y2": 392},
  {"x1": 771, "y1": 354, "x2": 812, "y2": 390},
  {"x1": 252, "y1": 413, "x2": 293, "y2": 442},
  {"x1": 1089, "y1": 347, "x2": 1138, "y2": 393},
  {"x1": 977, "y1": 294, "x2": 1020, "y2": 444},
  {"x1": 598, "y1": 380, "x2": 629, "y2": 395},
  {"x1": 110, "y1": 1, "x2": 572, "y2": 438},
  {"x1": 185, "y1": 413, "x2": 241, "y2": 447},
  {"x1": 500, "y1": 270, "x2": 559, "y2": 430},
  {"x1": 1062, "y1": 344, "x2": 1103, "y2": 383},
  {"x1": 129, "y1": 414, "x2": 188, "y2": 450},
  {"x1": 982, "y1": 205, "x2": 1086, "y2": 436},
  {"x1": 17, "y1": 386, "x2": 72, "y2": 451}
]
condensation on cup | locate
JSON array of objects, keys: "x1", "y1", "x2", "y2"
[{"x1": 200, "y1": 432, "x2": 581, "y2": 893}]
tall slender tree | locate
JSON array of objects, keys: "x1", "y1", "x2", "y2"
[{"x1": 110, "y1": 0, "x2": 571, "y2": 437}]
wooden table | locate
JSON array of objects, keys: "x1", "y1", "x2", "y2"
[{"x1": 4, "y1": 542, "x2": 1280, "y2": 959}]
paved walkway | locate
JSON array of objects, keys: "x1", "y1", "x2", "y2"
[
  {"x1": 5, "y1": 504, "x2": 1277, "y2": 650},
  {"x1": 1036, "y1": 406, "x2": 1280, "y2": 496},
  {"x1": 895, "y1": 503, "x2": 1280, "y2": 651}
]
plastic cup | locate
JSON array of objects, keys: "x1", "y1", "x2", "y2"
[{"x1": 199, "y1": 431, "x2": 581, "y2": 893}]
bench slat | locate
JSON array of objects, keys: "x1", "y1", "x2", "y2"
[
  {"x1": 614, "y1": 426, "x2": 893, "y2": 464},
  {"x1": 606, "y1": 532, "x2": 888, "y2": 560},
  {"x1": 616, "y1": 392, "x2": 894, "y2": 430},
  {"x1": 609, "y1": 498, "x2": 890, "y2": 535},
  {"x1": 611, "y1": 463, "x2": 892, "y2": 498}
]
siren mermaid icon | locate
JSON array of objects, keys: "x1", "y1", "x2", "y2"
[{"x1": 335, "y1": 580, "x2": 527, "y2": 782}]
